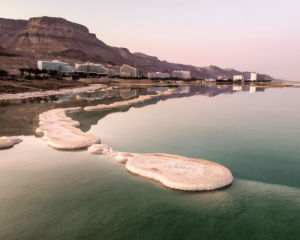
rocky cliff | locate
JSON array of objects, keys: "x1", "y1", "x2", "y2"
[{"x1": 0, "y1": 16, "x2": 273, "y2": 79}]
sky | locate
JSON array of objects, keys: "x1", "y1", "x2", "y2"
[{"x1": 1, "y1": 0, "x2": 300, "y2": 80}]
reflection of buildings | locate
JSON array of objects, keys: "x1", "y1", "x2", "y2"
[
  {"x1": 233, "y1": 86, "x2": 242, "y2": 91},
  {"x1": 172, "y1": 71, "x2": 191, "y2": 79},
  {"x1": 76, "y1": 91, "x2": 107, "y2": 100},
  {"x1": 120, "y1": 64, "x2": 141, "y2": 77},
  {"x1": 106, "y1": 89, "x2": 117, "y2": 98},
  {"x1": 148, "y1": 87, "x2": 169, "y2": 92},
  {"x1": 250, "y1": 73, "x2": 265, "y2": 81},
  {"x1": 173, "y1": 86, "x2": 190, "y2": 93},
  {"x1": 54, "y1": 94, "x2": 73, "y2": 103},
  {"x1": 250, "y1": 87, "x2": 265, "y2": 93},
  {"x1": 118, "y1": 89, "x2": 141, "y2": 99},
  {"x1": 250, "y1": 87, "x2": 256, "y2": 93},
  {"x1": 148, "y1": 72, "x2": 170, "y2": 79}
]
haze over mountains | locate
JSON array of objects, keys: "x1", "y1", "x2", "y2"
[{"x1": 0, "y1": 16, "x2": 273, "y2": 79}]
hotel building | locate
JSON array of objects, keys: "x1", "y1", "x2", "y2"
[
  {"x1": 120, "y1": 64, "x2": 141, "y2": 77},
  {"x1": 75, "y1": 62, "x2": 107, "y2": 74},
  {"x1": 172, "y1": 71, "x2": 191, "y2": 79},
  {"x1": 148, "y1": 72, "x2": 170, "y2": 79},
  {"x1": 107, "y1": 69, "x2": 117, "y2": 77},
  {"x1": 250, "y1": 73, "x2": 265, "y2": 81},
  {"x1": 38, "y1": 60, "x2": 69, "y2": 72},
  {"x1": 233, "y1": 75, "x2": 245, "y2": 81}
]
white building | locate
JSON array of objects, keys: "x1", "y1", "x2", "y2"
[
  {"x1": 251, "y1": 73, "x2": 265, "y2": 81},
  {"x1": 172, "y1": 70, "x2": 191, "y2": 79},
  {"x1": 205, "y1": 78, "x2": 216, "y2": 82},
  {"x1": 233, "y1": 75, "x2": 245, "y2": 81},
  {"x1": 75, "y1": 62, "x2": 107, "y2": 74},
  {"x1": 107, "y1": 69, "x2": 117, "y2": 77},
  {"x1": 218, "y1": 75, "x2": 229, "y2": 80},
  {"x1": 38, "y1": 60, "x2": 69, "y2": 72},
  {"x1": 120, "y1": 64, "x2": 141, "y2": 77},
  {"x1": 148, "y1": 72, "x2": 170, "y2": 79},
  {"x1": 119, "y1": 72, "x2": 132, "y2": 77}
]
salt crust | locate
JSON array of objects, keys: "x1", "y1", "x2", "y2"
[
  {"x1": 0, "y1": 84, "x2": 104, "y2": 100},
  {"x1": 36, "y1": 107, "x2": 100, "y2": 149},
  {"x1": 0, "y1": 137, "x2": 23, "y2": 148},
  {"x1": 88, "y1": 144, "x2": 233, "y2": 191},
  {"x1": 84, "y1": 92, "x2": 168, "y2": 111}
]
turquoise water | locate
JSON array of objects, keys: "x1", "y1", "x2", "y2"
[{"x1": 1, "y1": 86, "x2": 300, "y2": 239}]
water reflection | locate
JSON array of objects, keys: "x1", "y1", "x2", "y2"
[{"x1": 0, "y1": 85, "x2": 267, "y2": 137}]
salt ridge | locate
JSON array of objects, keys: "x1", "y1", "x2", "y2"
[
  {"x1": 88, "y1": 144, "x2": 233, "y2": 191},
  {"x1": 36, "y1": 107, "x2": 100, "y2": 149}
]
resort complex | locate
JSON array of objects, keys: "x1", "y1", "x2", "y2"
[
  {"x1": 148, "y1": 72, "x2": 170, "y2": 79},
  {"x1": 120, "y1": 64, "x2": 141, "y2": 77},
  {"x1": 172, "y1": 70, "x2": 191, "y2": 79},
  {"x1": 36, "y1": 60, "x2": 269, "y2": 83},
  {"x1": 75, "y1": 62, "x2": 107, "y2": 75}
]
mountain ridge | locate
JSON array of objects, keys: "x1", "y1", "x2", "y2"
[{"x1": 0, "y1": 16, "x2": 273, "y2": 79}]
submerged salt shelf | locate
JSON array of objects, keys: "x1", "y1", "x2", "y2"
[
  {"x1": 36, "y1": 107, "x2": 100, "y2": 149},
  {"x1": 0, "y1": 137, "x2": 23, "y2": 149},
  {"x1": 88, "y1": 144, "x2": 233, "y2": 191},
  {"x1": 0, "y1": 84, "x2": 105, "y2": 100}
]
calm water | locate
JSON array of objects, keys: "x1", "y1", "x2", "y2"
[{"x1": 0, "y1": 85, "x2": 300, "y2": 239}]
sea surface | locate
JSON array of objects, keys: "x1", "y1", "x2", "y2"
[{"x1": 0, "y1": 85, "x2": 300, "y2": 240}]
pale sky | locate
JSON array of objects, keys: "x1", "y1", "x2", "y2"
[{"x1": 1, "y1": 0, "x2": 300, "y2": 80}]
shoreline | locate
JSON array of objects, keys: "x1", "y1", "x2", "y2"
[{"x1": 1, "y1": 77, "x2": 299, "y2": 100}]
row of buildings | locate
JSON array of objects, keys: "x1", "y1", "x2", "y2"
[
  {"x1": 212, "y1": 73, "x2": 266, "y2": 82},
  {"x1": 147, "y1": 71, "x2": 191, "y2": 79},
  {"x1": 37, "y1": 60, "x2": 192, "y2": 79}
]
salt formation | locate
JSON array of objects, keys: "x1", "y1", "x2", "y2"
[
  {"x1": 0, "y1": 137, "x2": 23, "y2": 149},
  {"x1": 88, "y1": 144, "x2": 233, "y2": 191},
  {"x1": 84, "y1": 94, "x2": 163, "y2": 111},
  {"x1": 0, "y1": 84, "x2": 104, "y2": 100},
  {"x1": 37, "y1": 107, "x2": 100, "y2": 149}
]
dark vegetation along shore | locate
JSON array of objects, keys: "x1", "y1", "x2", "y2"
[{"x1": 0, "y1": 69, "x2": 88, "y2": 94}]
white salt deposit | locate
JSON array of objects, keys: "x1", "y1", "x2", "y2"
[
  {"x1": 0, "y1": 137, "x2": 23, "y2": 149},
  {"x1": 83, "y1": 94, "x2": 161, "y2": 111},
  {"x1": 0, "y1": 84, "x2": 104, "y2": 100},
  {"x1": 37, "y1": 107, "x2": 100, "y2": 149},
  {"x1": 88, "y1": 144, "x2": 233, "y2": 191}
]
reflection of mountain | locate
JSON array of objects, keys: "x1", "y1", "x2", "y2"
[{"x1": 0, "y1": 85, "x2": 266, "y2": 136}]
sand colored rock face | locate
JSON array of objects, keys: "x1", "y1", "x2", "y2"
[
  {"x1": 0, "y1": 137, "x2": 23, "y2": 149},
  {"x1": 88, "y1": 144, "x2": 233, "y2": 191},
  {"x1": 37, "y1": 107, "x2": 100, "y2": 149}
]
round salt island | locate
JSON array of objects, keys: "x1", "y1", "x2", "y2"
[{"x1": 126, "y1": 153, "x2": 233, "y2": 191}]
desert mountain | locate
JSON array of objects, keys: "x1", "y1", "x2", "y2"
[{"x1": 0, "y1": 16, "x2": 273, "y2": 79}]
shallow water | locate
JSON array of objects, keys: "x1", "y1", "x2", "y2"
[{"x1": 1, "y1": 85, "x2": 300, "y2": 239}]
